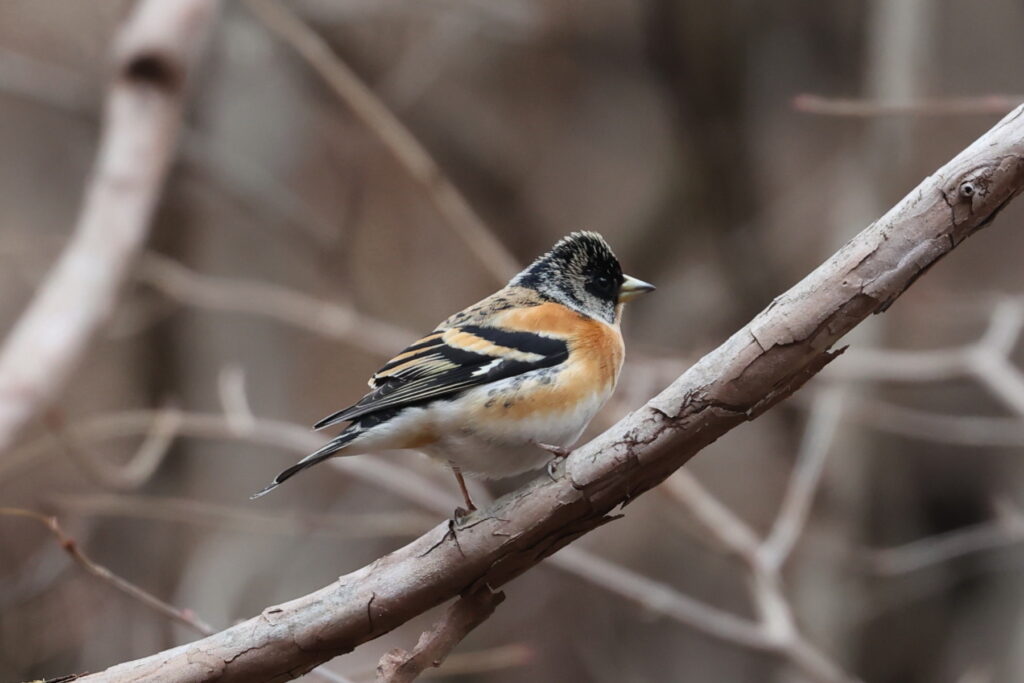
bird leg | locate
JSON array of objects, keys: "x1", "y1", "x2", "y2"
[
  {"x1": 535, "y1": 442, "x2": 572, "y2": 459},
  {"x1": 450, "y1": 465, "x2": 477, "y2": 516},
  {"x1": 535, "y1": 442, "x2": 572, "y2": 480}
]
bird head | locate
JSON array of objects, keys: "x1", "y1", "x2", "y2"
[{"x1": 511, "y1": 231, "x2": 655, "y2": 323}]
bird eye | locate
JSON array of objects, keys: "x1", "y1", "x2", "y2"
[{"x1": 592, "y1": 275, "x2": 615, "y2": 296}]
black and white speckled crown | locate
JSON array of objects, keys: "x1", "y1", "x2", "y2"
[{"x1": 510, "y1": 232, "x2": 623, "y2": 322}]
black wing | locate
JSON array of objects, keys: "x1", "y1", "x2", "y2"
[{"x1": 313, "y1": 325, "x2": 568, "y2": 429}]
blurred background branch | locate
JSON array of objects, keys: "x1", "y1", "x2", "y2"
[
  {"x1": 377, "y1": 588, "x2": 506, "y2": 683},
  {"x1": 61, "y1": 99, "x2": 1024, "y2": 682},
  {"x1": 242, "y1": 0, "x2": 521, "y2": 284},
  {"x1": 0, "y1": 507, "x2": 215, "y2": 635},
  {"x1": 793, "y1": 94, "x2": 1024, "y2": 117},
  {"x1": 0, "y1": 0, "x2": 220, "y2": 458},
  {"x1": 5, "y1": 2, "x2": 1024, "y2": 682}
]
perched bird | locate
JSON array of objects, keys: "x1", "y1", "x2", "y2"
[{"x1": 252, "y1": 232, "x2": 655, "y2": 510}]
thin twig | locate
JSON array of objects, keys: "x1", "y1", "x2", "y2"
[
  {"x1": 826, "y1": 299, "x2": 1024, "y2": 417},
  {"x1": 1, "y1": 408, "x2": 456, "y2": 513},
  {"x1": 0, "y1": 504, "x2": 354, "y2": 683},
  {"x1": 661, "y1": 470, "x2": 761, "y2": 562},
  {"x1": 241, "y1": 0, "x2": 520, "y2": 284},
  {"x1": 138, "y1": 254, "x2": 413, "y2": 356},
  {"x1": 794, "y1": 93, "x2": 1023, "y2": 117},
  {"x1": 843, "y1": 398, "x2": 1024, "y2": 447},
  {"x1": 661, "y1": 473, "x2": 853, "y2": 682},
  {"x1": 0, "y1": 45, "x2": 98, "y2": 113},
  {"x1": 551, "y1": 546, "x2": 772, "y2": 650},
  {"x1": 52, "y1": 493, "x2": 434, "y2": 540},
  {"x1": 376, "y1": 588, "x2": 506, "y2": 683},
  {"x1": 867, "y1": 504, "x2": 1024, "y2": 575},
  {"x1": 218, "y1": 364, "x2": 256, "y2": 433},
  {"x1": 353, "y1": 645, "x2": 533, "y2": 682},
  {"x1": 0, "y1": 507, "x2": 215, "y2": 635},
  {"x1": 0, "y1": 46, "x2": 344, "y2": 250},
  {"x1": 660, "y1": 388, "x2": 850, "y2": 681},
  {"x1": 41, "y1": 405, "x2": 181, "y2": 490},
  {"x1": 760, "y1": 387, "x2": 844, "y2": 571}
]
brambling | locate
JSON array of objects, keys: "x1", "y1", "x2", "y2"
[{"x1": 253, "y1": 232, "x2": 655, "y2": 510}]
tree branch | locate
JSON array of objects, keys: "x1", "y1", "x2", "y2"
[
  {"x1": 0, "y1": 0, "x2": 220, "y2": 458},
  {"x1": 7, "y1": 404, "x2": 799, "y2": 665},
  {"x1": 41, "y1": 405, "x2": 180, "y2": 491},
  {"x1": 137, "y1": 254, "x2": 414, "y2": 355},
  {"x1": 825, "y1": 298, "x2": 1024, "y2": 416},
  {"x1": 242, "y1": 0, "x2": 521, "y2": 284},
  {"x1": 52, "y1": 493, "x2": 433, "y2": 541},
  {"x1": 793, "y1": 93, "x2": 1023, "y2": 117},
  {"x1": 759, "y1": 387, "x2": 844, "y2": 571},
  {"x1": 0, "y1": 507, "x2": 215, "y2": 636},
  {"x1": 660, "y1": 388, "x2": 850, "y2": 682},
  {"x1": 70, "y1": 106, "x2": 1024, "y2": 682},
  {"x1": 376, "y1": 588, "x2": 505, "y2": 683},
  {"x1": 868, "y1": 515, "x2": 1024, "y2": 576}
]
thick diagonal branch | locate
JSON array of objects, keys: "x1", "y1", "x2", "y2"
[
  {"x1": 76, "y1": 106, "x2": 1024, "y2": 682},
  {"x1": 0, "y1": 0, "x2": 220, "y2": 458}
]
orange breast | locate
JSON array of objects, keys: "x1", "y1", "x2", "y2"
[{"x1": 484, "y1": 302, "x2": 625, "y2": 419}]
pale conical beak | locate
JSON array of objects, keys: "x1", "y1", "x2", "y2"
[{"x1": 618, "y1": 274, "x2": 656, "y2": 302}]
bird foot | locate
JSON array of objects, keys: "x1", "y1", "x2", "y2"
[
  {"x1": 535, "y1": 442, "x2": 572, "y2": 481},
  {"x1": 453, "y1": 503, "x2": 477, "y2": 520},
  {"x1": 546, "y1": 459, "x2": 562, "y2": 481}
]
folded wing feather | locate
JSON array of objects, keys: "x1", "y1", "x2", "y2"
[{"x1": 313, "y1": 324, "x2": 569, "y2": 430}]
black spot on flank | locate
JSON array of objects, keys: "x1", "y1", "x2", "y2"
[
  {"x1": 485, "y1": 398, "x2": 496, "y2": 408},
  {"x1": 504, "y1": 400, "x2": 513, "y2": 408}
]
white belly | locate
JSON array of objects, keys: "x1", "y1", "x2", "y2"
[
  {"x1": 423, "y1": 376, "x2": 611, "y2": 478},
  {"x1": 346, "y1": 375, "x2": 613, "y2": 478}
]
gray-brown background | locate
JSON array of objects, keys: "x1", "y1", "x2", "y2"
[{"x1": 3, "y1": 1, "x2": 1024, "y2": 681}]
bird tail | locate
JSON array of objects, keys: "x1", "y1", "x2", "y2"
[{"x1": 250, "y1": 428, "x2": 360, "y2": 500}]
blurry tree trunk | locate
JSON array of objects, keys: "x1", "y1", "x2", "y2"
[
  {"x1": 162, "y1": 3, "x2": 321, "y2": 627},
  {"x1": 0, "y1": 0, "x2": 220, "y2": 458}
]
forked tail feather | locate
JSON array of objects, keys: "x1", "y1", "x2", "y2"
[{"x1": 250, "y1": 429, "x2": 359, "y2": 499}]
